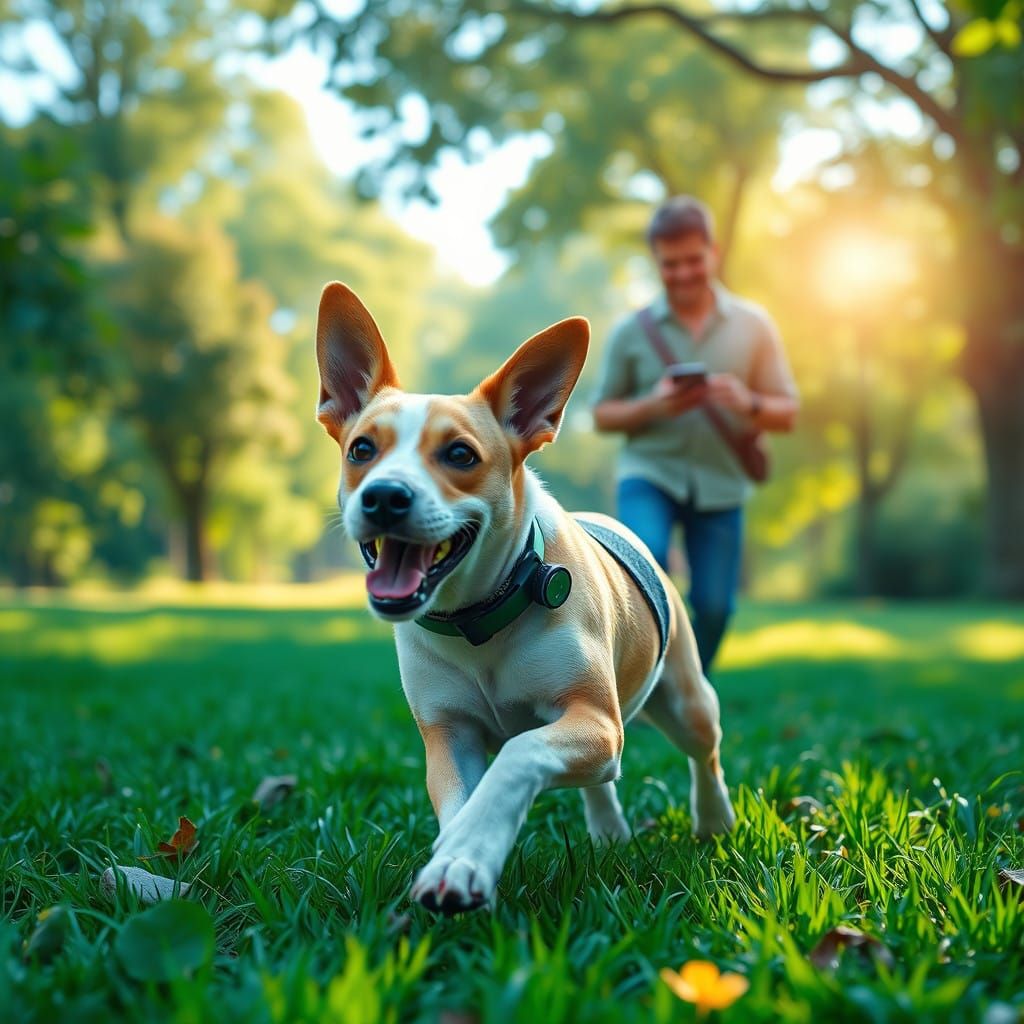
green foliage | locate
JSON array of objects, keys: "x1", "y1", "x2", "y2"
[
  {"x1": 0, "y1": 596, "x2": 1021, "y2": 1021},
  {"x1": 22, "y1": 906, "x2": 74, "y2": 965},
  {"x1": 825, "y1": 473, "x2": 985, "y2": 598},
  {"x1": 17, "y1": 0, "x2": 232, "y2": 235},
  {"x1": 263, "y1": 935, "x2": 432, "y2": 1024},
  {"x1": 0, "y1": 125, "x2": 111, "y2": 584},
  {"x1": 110, "y1": 218, "x2": 293, "y2": 469},
  {"x1": 274, "y1": 0, "x2": 1024, "y2": 596},
  {"x1": 256, "y1": 0, "x2": 801, "y2": 261},
  {"x1": 953, "y1": 1, "x2": 1023, "y2": 55},
  {"x1": 114, "y1": 901, "x2": 215, "y2": 983},
  {"x1": 3, "y1": 0, "x2": 1018, "y2": 594},
  {"x1": 489, "y1": 20, "x2": 797, "y2": 263},
  {"x1": 106, "y1": 216, "x2": 296, "y2": 579}
]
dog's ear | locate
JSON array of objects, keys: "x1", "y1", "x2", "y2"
[
  {"x1": 477, "y1": 317, "x2": 589, "y2": 455},
  {"x1": 316, "y1": 282, "x2": 400, "y2": 440}
]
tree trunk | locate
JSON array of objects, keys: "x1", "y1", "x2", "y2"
[
  {"x1": 966, "y1": 344, "x2": 1024, "y2": 599},
  {"x1": 960, "y1": 243, "x2": 1024, "y2": 600},
  {"x1": 855, "y1": 491, "x2": 879, "y2": 597},
  {"x1": 11, "y1": 546, "x2": 33, "y2": 589},
  {"x1": 851, "y1": 324, "x2": 879, "y2": 595},
  {"x1": 717, "y1": 163, "x2": 749, "y2": 282},
  {"x1": 181, "y1": 488, "x2": 210, "y2": 583}
]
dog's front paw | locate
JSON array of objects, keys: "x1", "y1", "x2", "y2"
[{"x1": 410, "y1": 854, "x2": 495, "y2": 916}]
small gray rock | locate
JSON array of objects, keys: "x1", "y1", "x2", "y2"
[{"x1": 100, "y1": 865, "x2": 190, "y2": 903}]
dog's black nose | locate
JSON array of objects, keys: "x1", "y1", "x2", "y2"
[{"x1": 360, "y1": 480, "x2": 415, "y2": 528}]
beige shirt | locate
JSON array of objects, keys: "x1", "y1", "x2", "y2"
[{"x1": 591, "y1": 285, "x2": 798, "y2": 510}]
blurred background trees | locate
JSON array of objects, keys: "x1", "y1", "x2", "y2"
[{"x1": 1, "y1": 0, "x2": 1020, "y2": 598}]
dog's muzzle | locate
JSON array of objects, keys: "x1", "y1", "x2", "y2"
[{"x1": 359, "y1": 523, "x2": 479, "y2": 617}]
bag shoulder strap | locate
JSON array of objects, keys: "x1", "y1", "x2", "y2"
[{"x1": 636, "y1": 306, "x2": 677, "y2": 365}]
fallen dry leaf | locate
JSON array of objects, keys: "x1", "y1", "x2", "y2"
[
  {"x1": 252, "y1": 774, "x2": 297, "y2": 811},
  {"x1": 141, "y1": 816, "x2": 198, "y2": 861},
  {"x1": 809, "y1": 926, "x2": 895, "y2": 971},
  {"x1": 101, "y1": 865, "x2": 191, "y2": 903}
]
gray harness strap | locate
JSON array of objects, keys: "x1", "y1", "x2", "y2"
[{"x1": 574, "y1": 516, "x2": 670, "y2": 661}]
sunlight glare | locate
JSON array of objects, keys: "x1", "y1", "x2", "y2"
[{"x1": 814, "y1": 229, "x2": 916, "y2": 312}]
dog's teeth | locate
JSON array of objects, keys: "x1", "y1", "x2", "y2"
[{"x1": 433, "y1": 540, "x2": 452, "y2": 565}]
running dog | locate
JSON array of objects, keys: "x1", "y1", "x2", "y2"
[{"x1": 315, "y1": 282, "x2": 735, "y2": 914}]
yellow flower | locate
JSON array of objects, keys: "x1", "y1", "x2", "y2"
[{"x1": 660, "y1": 960, "x2": 750, "y2": 1016}]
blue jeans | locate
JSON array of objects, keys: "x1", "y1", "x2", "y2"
[{"x1": 617, "y1": 477, "x2": 743, "y2": 674}]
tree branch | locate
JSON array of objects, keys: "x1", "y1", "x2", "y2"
[
  {"x1": 531, "y1": 2, "x2": 857, "y2": 84},
  {"x1": 904, "y1": 0, "x2": 957, "y2": 56},
  {"x1": 526, "y1": 3, "x2": 963, "y2": 141},
  {"x1": 807, "y1": 10, "x2": 962, "y2": 142}
]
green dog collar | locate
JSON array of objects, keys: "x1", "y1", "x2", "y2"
[{"x1": 416, "y1": 520, "x2": 571, "y2": 646}]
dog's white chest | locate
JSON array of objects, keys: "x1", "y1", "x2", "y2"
[{"x1": 395, "y1": 617, "x2": 585, "y2": 741}]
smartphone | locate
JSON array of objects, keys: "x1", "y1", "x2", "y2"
[{"x1": 666, "y1": 362, "x2": 707, "y2": 386}]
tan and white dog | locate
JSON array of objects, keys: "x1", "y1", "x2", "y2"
[{"x1": 315, "y1": 282, "x2": 736, "y2": 914}]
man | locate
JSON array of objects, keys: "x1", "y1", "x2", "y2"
[{"x1": 592, "y1": 196, "x2": 799, "y2": 673}]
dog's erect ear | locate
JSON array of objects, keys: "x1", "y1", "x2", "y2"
[
  {"x1": 476, "y1": 317, "x2": 589, "y2": 455},
  {"x1": 316, "y1": 282, "x2": 400, "y2": 440}
]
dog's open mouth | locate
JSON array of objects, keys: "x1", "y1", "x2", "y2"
[{"x1": 359, "y1": 524, "x2": 478, "y2": 615}]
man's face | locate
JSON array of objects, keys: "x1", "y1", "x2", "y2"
[{"x1": 652, "y1": 234, "x2": 717, "y2": 309}]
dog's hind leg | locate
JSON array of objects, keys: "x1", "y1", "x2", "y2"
[
  {"x1": 581, "y1": 781, "x2": 630, "y2": 844},
  {"x1": 641, "y1": 599, "x2": 736, "y2": 839}
]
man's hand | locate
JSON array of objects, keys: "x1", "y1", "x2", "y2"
[
  {"x1": 651, "y1": 374, "x2": 708, "y2": 417},
  {"x1": 706, "y1": 373, "x2": 754, "y2": 415},
  {"x1": 594, "y1": 374, "x2": 711, "y2": 433}
]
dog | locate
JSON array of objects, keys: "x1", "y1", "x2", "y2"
[{"x1": 315, "y1": 282, "x2": 736, "y2": 914}]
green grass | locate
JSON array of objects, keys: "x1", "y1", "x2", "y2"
[{"x1": 1, "y1": 590, "x2": 1022, "y2": 1023}]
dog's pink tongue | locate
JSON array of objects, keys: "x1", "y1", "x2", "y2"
[{"x1": 366, "y1": 538, "x2": 435, "y2": 600}]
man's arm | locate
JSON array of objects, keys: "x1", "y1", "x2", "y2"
[
  {"x1": 705, "y1": 375, "x2": 799, "y2": 433},
  {"x1": 594, "y1": 377, "x2": 708, "y2": 434},
  {"x1": 752, "y1": 392, "x2": 799, "y2": 433},
  {"x1": 705, "y1": 312, "x2": 799, "y2": 433}
]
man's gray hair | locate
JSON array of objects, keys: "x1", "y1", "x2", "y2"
[{"x1": 646, "y1": 196, "x2": 715, "y2": 247}]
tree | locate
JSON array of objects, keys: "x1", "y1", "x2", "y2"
[
  {"x1": 188, "y1": 89, "x2": 437, "y2": 579},
  {"x1": 275, "y1": 0, "x2": 1024, "y2": 597},
  {"x1": 761, "y1": 175, "x2": 960, "y2": 595},
  {"x1": 495, "y1": 31, "x2": 798, "y2": 281},
  {"x1": 10, "y1": 0, "x2": 230, "y2": 239},
  {"x1": 277, "y1": 1, "x2": 797, "y2": 271},
  {"x1": 107, "y1": 217, "x2": 295, "y2": 581},
  {"x1": 551, "y1": 1, "x2": 1024, "y2": 598},
  {"x1": 0, "y1": 125, "x2": 109, "y2": 584}
]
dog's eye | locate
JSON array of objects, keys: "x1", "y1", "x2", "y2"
[
  {"x1": 348, "y1": 437, "x2": 377, "y2": 463},
  {"x1": 442, "y1": 442, "x2": 479, "y2": 468}
]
